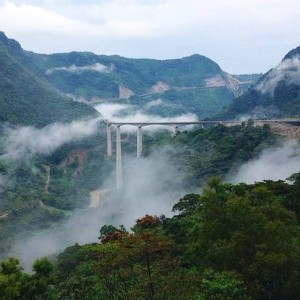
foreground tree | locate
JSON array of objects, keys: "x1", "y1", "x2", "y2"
[
  {"x1": 0, "y1": 257, "x2": 29, "y2": 300},
  {"x1": 3, "y1": 175, "x2": 300, "y2": 299},
  {"x1": 171, "y1": 178, "x2": 300, "y2": 300}
]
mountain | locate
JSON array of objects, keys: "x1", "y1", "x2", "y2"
[
  {"x1": 222, "y1": 45, "x2": 300, "y2": 119},
  {"x1": 0, "y1": 33, "x2": 265, "y2": 261},
  {"x1": 0, "y1": 32, "x2": 261, "y2": 121},
  {"x1": 0, "y1": 32, "x2": 98, "y2": 127},
  {"x1": 27, "y1": 51, "x2": 261, "y2": 119}
]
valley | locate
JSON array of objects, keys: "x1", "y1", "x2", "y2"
[{"x1": 0, "y1": 31, "x2": 300, "y2": 299}]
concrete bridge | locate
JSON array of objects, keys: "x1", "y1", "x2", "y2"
[{"x1": 104, "y1": 118, "x2": 300, "y2": 188}]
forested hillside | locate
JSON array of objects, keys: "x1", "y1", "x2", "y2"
[
  {"x1": 0, "y1": 32, "x2": 97, "y2": 127},
  {"x1": 27, "y1": 49, "x2": 260, "y2": 119},
  {"x1": 0, "y1": 123, "x2": 276, "y2": 260}
]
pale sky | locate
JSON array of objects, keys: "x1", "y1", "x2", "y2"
[{"x1": 1, "y1": 0, "x2": 300, "y2": 74}]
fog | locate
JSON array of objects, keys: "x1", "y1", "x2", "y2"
[
  {"x1": 145, "y1": 99, "x2": 164, "y2": 108},
  {"x1": 4, "y1": 105, "x2": 193, "y2": 271},
  {"x1": 5, "y1": 105, "x2": 300, "y2": 272},
  {"x1": 95, "y1": 103, "x2": 198, "y2": 123},
  {"x1": 238, "y1": 105, "x2": 280, "y2": 120},
  {"x1": 95, "y1": 103, "x2": 198, "y2": 131},
  {"x1": 228, "y1": 140, "x2": 300, "y2": 184},
  {"x1": 1, "y1": 117, "x2": 101, "y2": 161},
  {"x1": 13, "y1": 151, "x2": 185, "y2": 271},
  {"x1": 256, "y1": 56, "x2": 300, "y2": 95},
  {"x1": 45, "y1": 63, "x2": 114, "y2": 75},
  {"x1": 11, "y1": 131, "x2": 300, "y2": 271}
]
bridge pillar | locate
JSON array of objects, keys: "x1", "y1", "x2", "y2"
[
  {"x1": 106, "y1": 123, "x2": 112, "y2": 156},
  {"x1": 116, "y1": 125, "x2": 123, "y2": 188},
  {"x1": 137, "y1": 126, "x2": 143, "y2": 157},
  {"x1": 173, "y1": 125, "x2": 179, "y2": 135}
]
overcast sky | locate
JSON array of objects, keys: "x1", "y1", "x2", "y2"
[{"x1": 0, "y1": 0, "x2": 300, "y2": 74}]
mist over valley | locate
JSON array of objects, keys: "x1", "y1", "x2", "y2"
[{"x1": 1, "y1": 32, "x2": 300, "y2": 299}]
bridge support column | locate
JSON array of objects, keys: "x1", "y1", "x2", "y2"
[
  {"x1": 106, "y1": 124, "x2": 112, "y2": 156},
  {"x1": 137, "y1": 126, "x2": 143, "y2": 158},
  {"x1": 116, "y1": 125, "x2": 123, "y2": 188},
  {"x1": 173, "y1": 125, "x2": 179, "y2": 135}
]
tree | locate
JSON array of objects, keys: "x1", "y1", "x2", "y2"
[
  {"x1": 196, "y1": 269, "x2": 251, "y2": 300},
  {"x1": 181, "y1": 178, "x2": 300, "y2": 299},
  {"x1": 0, "y1": 257, "x2": 29, "y2": 300}
]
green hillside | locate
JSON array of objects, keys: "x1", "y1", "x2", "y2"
[
  {"x1": 0, "y1": 123, "x2": 276, "y2": 258},
  {"x1": 0, "y1": 32, "x2": 299, "y2": 299},
  {"x1": 0, "y1": 32, "x2": 98, "y2": 127},
  {"x1": 28, "y1": 51, "x2": 260, "y2": 119},
  {"x1": 30, "y1": 52, "x2": 224, "y2": 96},
  {"x1": 222, "y1": 45, "x2": 300, "y2": 119}
]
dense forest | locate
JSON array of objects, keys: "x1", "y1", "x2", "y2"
[
  {"x1": 0, "y1": 31, "x2": 263, "y2": 124},
  {"x1": 1, "y1": 122, "x2": 297, "y2": 299},
  {"x1": 0, "y1": 32, "x2": 97, "y2": 127},
  {"x1": 2, "y1": 175, "x2": 300, "y2": 299},
  {"x1": 0, "y1": 123, "x2": 277, "y2": 259}
]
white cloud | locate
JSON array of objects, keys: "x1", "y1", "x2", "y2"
[
  {"x1": 13, "y1": 150, "x2": 186, "y2": 271},
  {"x1": 228, "y1": 140, "x2": 300, "y2": 184},
  {"x1": 1, "y1": 0, "x2": 300, "y2": 72},
  {"x1": 94, "y1": 103, "x2": 129, "y2": 120},
  {"x1": 94, "y1": 103, "x2": 198, "y2": 131},
  {"x1": 0, "y1": 2, "x2": 100, "y2": 37},
  {"x1": 45, "y1": 63, "x2": 114, "y2": 75},
  {"x1": 145, "y1": 99, "x2": 163, "y2": 108},
  {"x1": 256, "y1": 56, "x2": 300, "y2": 95},
  {"x1": 2, "y1": 118, "x2": 100, "y2": 160}
]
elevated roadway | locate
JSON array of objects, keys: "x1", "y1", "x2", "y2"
[{"x1": 104, "y1": 118, "x2": 300, "y2": 188}]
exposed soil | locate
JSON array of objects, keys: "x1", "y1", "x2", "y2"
[
  {"x1": 60, "y1": 148, "x2": 96, "y2": 175},
  {"x1": 119, "y1": 85, "x2": 135, "y2": 99},
  {"x1": 89, "y1": 188, "x2": 109, "y2": 208},
  {"x1": 150, "y1": 81, "x2": 170, "y2": 93},
  {"x1": 268, "y1": 122, "x2": 300, "y2": 138}
]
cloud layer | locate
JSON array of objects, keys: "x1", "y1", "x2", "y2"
[
  {"x1": 2, "y1": 118, "x2": 100, "y2": 160},
  {"x1": 45, "y1": 63, "x2": 114, "y2": 75},
  {"x1": 13, "y1": 152, "x2": 185, "y2": 271},
  {"x1": 94, "y1": 103, "x2": 198, "y2": 131},
  {"x1": 256, "y1": 56, "x2": 300, "y2": 95},
  {"x1": 1, "y1": 0, "x2": 300, "y2": 73},
  {"x1": 228, "y1": 140, "x2": 300, "y2": 184}
]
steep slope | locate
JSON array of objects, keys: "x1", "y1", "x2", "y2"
[
  {"x1": 28, "y1": 51, "x2": 260, "y2": 119},
  {"x1": 0, "y1": 32, "x2": 98, "y2": 127},
  {"x1": 223, "y1": 45, "x2": 300, "y2": 119}
]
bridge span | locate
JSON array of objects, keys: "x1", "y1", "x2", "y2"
[{"x1": 104, "y1": 118, "x2": 300, "y2": 188}]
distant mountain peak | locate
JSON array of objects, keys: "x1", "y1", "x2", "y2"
[
  {"x1": 0, "y1": 31, "x2": 22, "y2": 53},
  {"x1": 0, "y1": 32, "x2": 261, "y2": 122},
  {"x1": 256, "y1": 54, "x2": 300, "y2": 95},
  {"x1": 283, "y1": 45, "x2": 300, "y2": 60},
  {"x1": 222, "y1": 44, "x2": 300, "y2": 119}
]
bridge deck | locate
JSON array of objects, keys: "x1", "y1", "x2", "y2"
[{"x1": 103, "y1": 119, "x2": 300, "y2": 126}]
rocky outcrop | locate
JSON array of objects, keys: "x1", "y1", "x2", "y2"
[
  {"x1": 60, "y1": 149, "x2": 88, "y2": 175},
  {"x1": 204, "y1": 74, "x2": 226, "y2": 88},
  {"x1": 224, "y1": 74, "x2": 244, "y2": 98},
  {"x1": 150, "y1": 81, "x2": 170, "y2": 93},
  {"x1": 119, "y1": 85, "x2": 135, "y2": 99}
]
